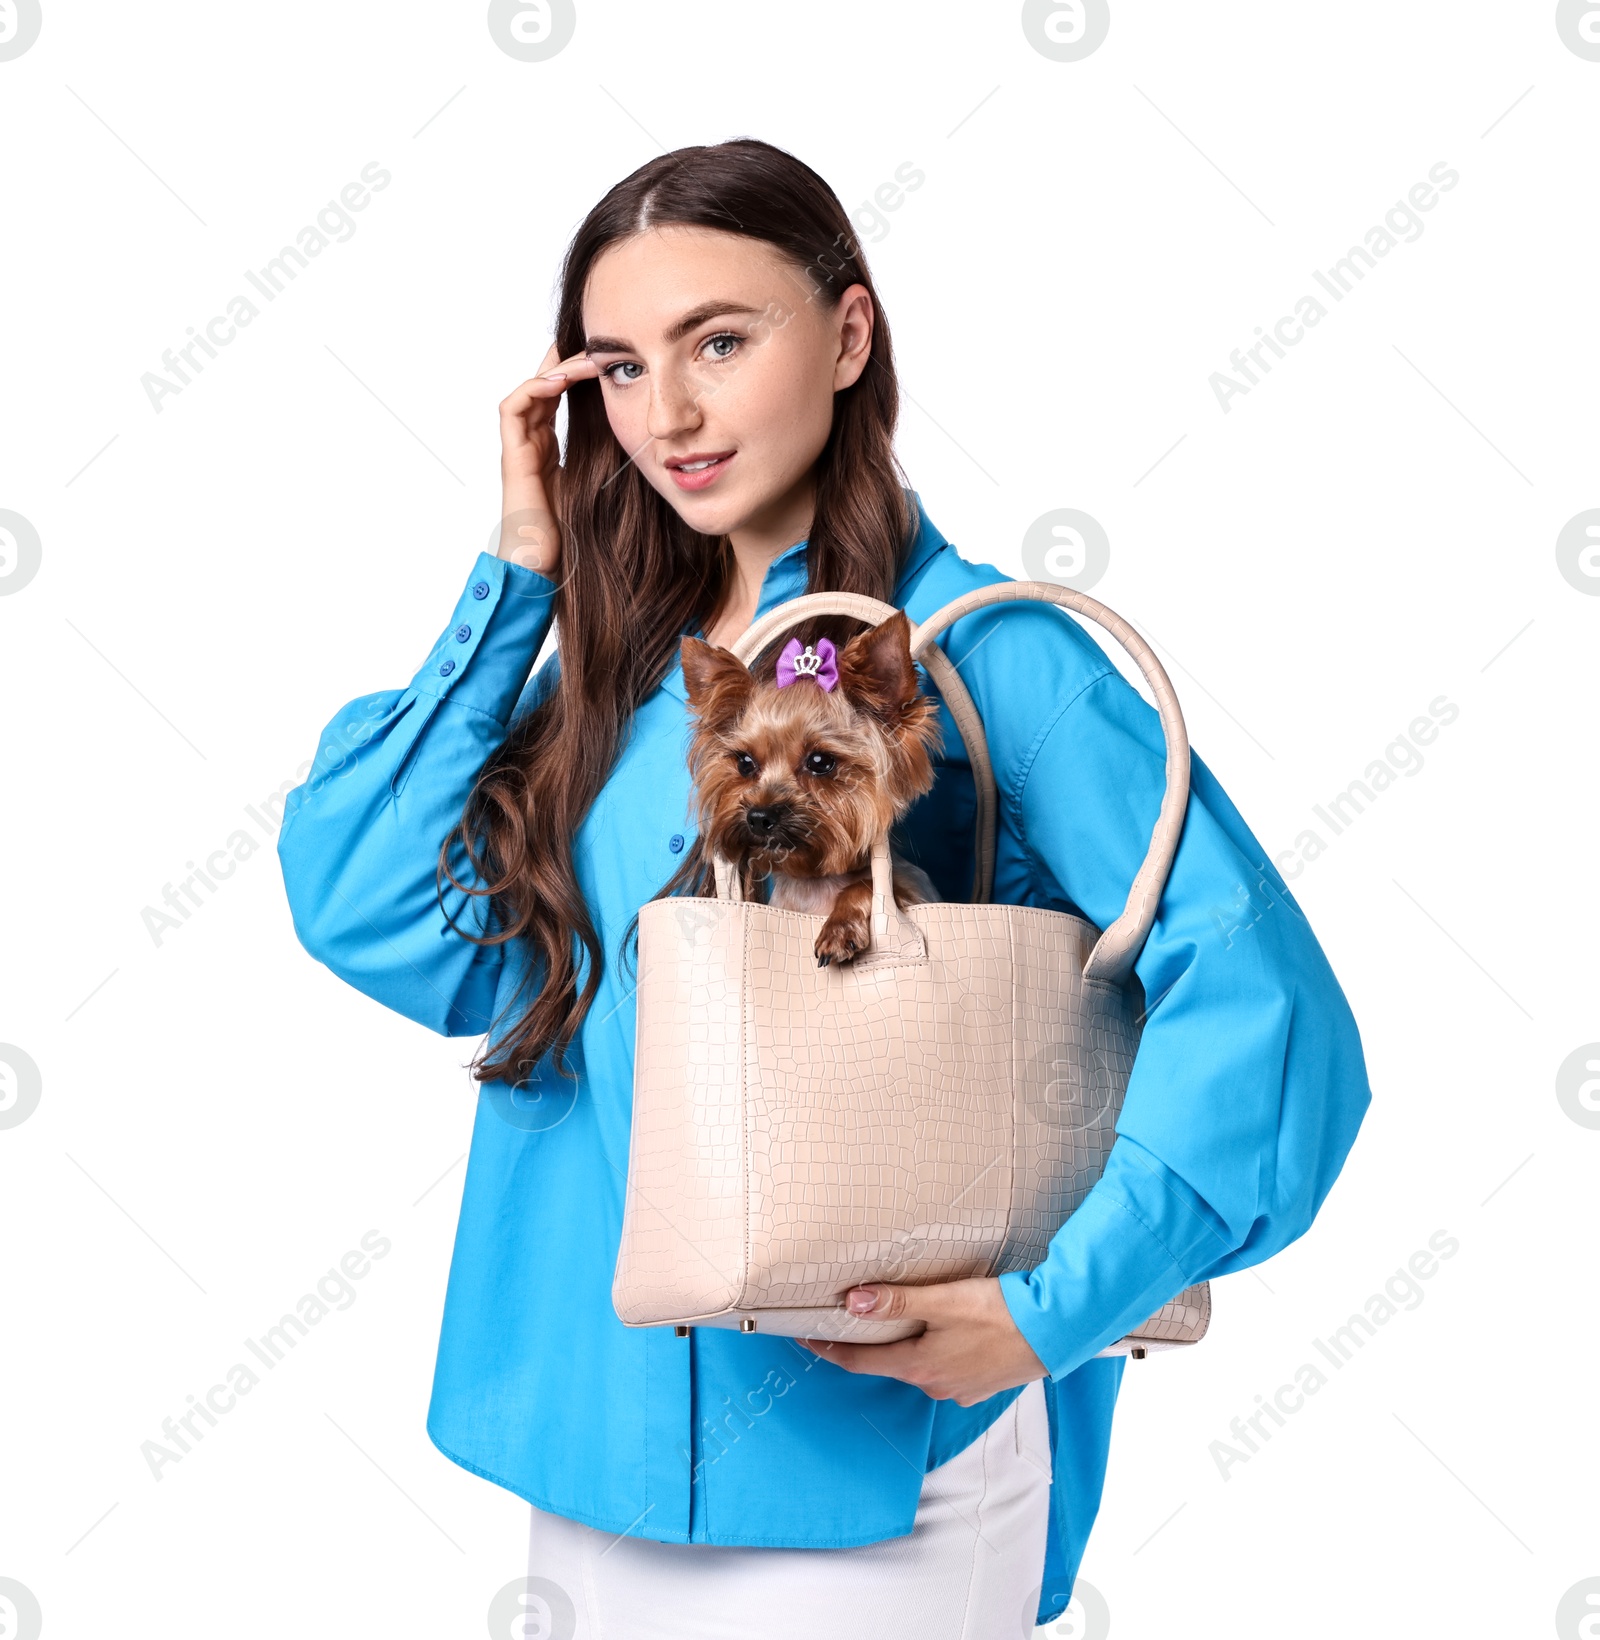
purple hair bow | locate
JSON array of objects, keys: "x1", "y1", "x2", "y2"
[{"x1": 775, "y1": 636, "x2": 839, "y2": 691}]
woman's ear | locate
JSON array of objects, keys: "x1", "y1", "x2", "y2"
[{"x1": 831, "y1": 283, "x2": 875, "y2": 392}]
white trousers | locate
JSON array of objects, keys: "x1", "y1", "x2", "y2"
[{"x1": 522, "y1": 1379, "x2": 1053, "y2": 1640}]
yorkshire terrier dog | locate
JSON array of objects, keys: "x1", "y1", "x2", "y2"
[{"x1": 678, "y1": 611, "x2": 944, "y2": 966}]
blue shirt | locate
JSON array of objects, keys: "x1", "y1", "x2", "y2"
[{"x1": 276, "y1": 495, "x2": 1370, "y2": 1628}]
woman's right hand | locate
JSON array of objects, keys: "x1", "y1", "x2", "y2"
[{"x1": 497, "y1": 341, "x2": 601, "y2": 577}]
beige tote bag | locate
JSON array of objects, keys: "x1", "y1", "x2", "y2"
[{"x1": 612, "y1": 581, "x2": 1211, "y2": 1358}]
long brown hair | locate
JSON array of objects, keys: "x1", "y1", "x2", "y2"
[{"x1": 439, "y1": 138, "x2": 916, "y2": 1088}]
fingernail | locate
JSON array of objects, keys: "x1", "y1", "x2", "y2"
[{"x1": 846, "y1": 1287, "x2": 879, "y2": 1315}]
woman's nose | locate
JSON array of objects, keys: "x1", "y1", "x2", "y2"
[{"x1": 646, "y1": 369, "x2": 704, "y2": 443}]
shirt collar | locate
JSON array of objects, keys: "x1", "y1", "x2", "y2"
[{"x1": 658, "y1": 491, "x2": 947, "y2": 703}]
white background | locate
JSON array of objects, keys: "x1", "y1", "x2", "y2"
[{"x1": 2, "y1": 3, "x2": 1597, "y2": 1637}]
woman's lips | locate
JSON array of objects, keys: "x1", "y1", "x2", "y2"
[{"x1": 665, "y1": 451, "x2": 736, "y2": 492}]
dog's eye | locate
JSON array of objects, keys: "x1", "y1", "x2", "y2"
[
  {"x1": 733, "y1": 751, "x2": 758, "y2": 777},
  {"x1": 802, "y1": 750, "x2": 837, "y2": 777}
]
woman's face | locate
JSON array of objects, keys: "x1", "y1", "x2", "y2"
[{"x1": 580, "y1": 225, "x2": 873, "y2": 544}]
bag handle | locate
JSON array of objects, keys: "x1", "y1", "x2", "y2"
[
  {"x1": 910, "y1": 582, "x2": 1190, "y2": 985},
  {"x1": 714, "y1": 583, "x2": 1189, "y2": 984}
]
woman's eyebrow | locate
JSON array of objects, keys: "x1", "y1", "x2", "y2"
[{"x1": 584, "y1": 301, "x2": 766, "y2": 355}]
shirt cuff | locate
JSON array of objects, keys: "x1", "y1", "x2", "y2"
[
  {"x1": 998, "y1": 1137, "x2": 1230, "y2": 1379},
  {"x1": 410, "y1": 551, "x2": 559, "y2": 724}
]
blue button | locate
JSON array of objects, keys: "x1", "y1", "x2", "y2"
[
  {"x1": 438, "y1": 659, "x2": 456, "y2": 677},
  {"x1": 455, "y1": 624, "x2": 472, "y2": 642},
  {"x1": 669, "y1": 833, "x2": 685, "y2": 853},
  {"x1": 472, "y1": 581, "x2": 490, "y2": 600}
]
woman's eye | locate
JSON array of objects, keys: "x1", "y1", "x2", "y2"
[
  {"x1": 602, "y1": 338, "x2": 735, "y2": 386},
  {"x1": 733, "y1": 751, "x2": 757, "y2": 777},
  {"x1": 803, "y1": 750, "x2": 836, "y2": 777}
]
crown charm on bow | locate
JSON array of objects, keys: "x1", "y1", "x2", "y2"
[{"x1": 775, "y1": 636, "x2": 839, "y2": 691}]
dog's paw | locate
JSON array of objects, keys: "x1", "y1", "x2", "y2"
[{"x1": 814, "y1": 913, "x2": 870, "y2": 967}]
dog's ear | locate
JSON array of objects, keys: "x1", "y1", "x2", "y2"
[
  {"x1": 835, "y1": 611, "x2": 921, "y2": 724},
  {"x1": 679, "y1": 636, "x2": 753, "y2": 720}
]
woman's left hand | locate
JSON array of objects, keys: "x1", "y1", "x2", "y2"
[{"x1": 797, "y1": 1277, "x2": 1050, "y2": 1407}]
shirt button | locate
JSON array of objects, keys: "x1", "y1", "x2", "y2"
[
  {"x1": 472, "y1": 581, "x2": 490, "y2": 600},
  {"x1": 669, "y1": 833, "x2": 685, "y2": 852},
  {"x1": 438, "y1": 659, "x2": 456, "y2": 677},
  {"x1": 455, "y1": 624, "x2": 472, "y2": 642}
]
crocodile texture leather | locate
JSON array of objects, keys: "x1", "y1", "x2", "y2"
[{"x1": 612, "y1": 583, "x2": 1212, "y2": 1355}]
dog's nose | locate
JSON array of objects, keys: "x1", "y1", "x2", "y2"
[{"x1": 745, "y1": 806, "x2": 777, "y2": 835}]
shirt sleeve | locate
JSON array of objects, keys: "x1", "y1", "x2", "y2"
[
  {"x1": 275, "y1": 551, "x2": 560, "y2": 1038},
  {"x1": 995, "y1": 662, "x2": 1373, "y2": 1378}
]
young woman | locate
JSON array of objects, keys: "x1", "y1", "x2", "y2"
[{"x1": 277, "y1": 140, "x2": 1371, "y2": 1637}]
